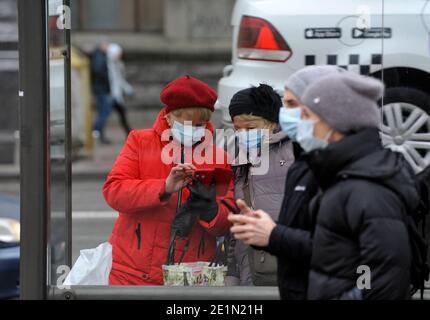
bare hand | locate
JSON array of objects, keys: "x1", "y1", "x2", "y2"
[
  {"x1": 227, "y1": 199, "x2": 276, "y2": 247},
  {"x1": 165, "y1": 163, "x2": 196, "y2": 194}
]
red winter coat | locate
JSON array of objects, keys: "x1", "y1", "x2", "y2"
[{"x1": 103, "y1": 108, "x2": 234, "y2": 285}]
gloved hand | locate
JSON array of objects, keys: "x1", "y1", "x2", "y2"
[
  {"x1": 167, "y1": 180, "x2": 219, "y2": 265},
  {"x1": 186, "y1": 180, "x2": 218, "y2": 222},
  {"x1": 170, "y1": 201, "x2": 200, "y2": 239},
  {"x1": 169, "y1": 180, "x2": 218, "y2": 241}
]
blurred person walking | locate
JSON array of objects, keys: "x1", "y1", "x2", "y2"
[
  {"x1": 103, "y1": 76, "x2": 234, "y2": 285},
  {"x1": 225, "y1": 84, "x2": 295, "y2": 286},
  {"x1": 107, "y1": 43, "x2": 134, "y2": 138},
  {"x1": 90, "y1": 40, "x2": 113, "y2": 144}
]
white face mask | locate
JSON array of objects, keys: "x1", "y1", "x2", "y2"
[
  {"x1": 237, "y1": 129, "x2": 263, "y2": 150},
  {"x1": 279, "y1": 107, "x2": 301, "y2": 141},
  {"x1": 171, "y1": 121, "x2": 206, "y2": 147},
  {"x1": 296, "y1": 119, "x2": 333, "y2": 152}
]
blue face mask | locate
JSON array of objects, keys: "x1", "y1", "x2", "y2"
[
  {"x1": 171, "y1": 121, "x2": 206, "y2": 147},
  {"x1": 237, "y1": 129, "x2": 262, "y2": 150},
  {"x1": 296, "y1": 119, "x2": 332, "y2": 152},
  {"x1": 279, "y1": 107, "x2": 301, "y2": 141}
]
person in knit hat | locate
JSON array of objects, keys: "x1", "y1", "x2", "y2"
[
  {"x1": 280, "y1": 65, "x2": 345, "y2": 141},
  {"x1": 103, "y1": 75, "x2": 235, "y2": 285},
  {"x1": 285, "y1": 65, "x2": 346, "y2": 102},
  {"x1": 299, "y1": 72, "x2": 382, "y2": 140},
  {"x1": 225, "y1": 84, "x2": 295, "y2": 287},
  {"x1": 295, "y1": 72, "x2": 418, "y2": 299}
]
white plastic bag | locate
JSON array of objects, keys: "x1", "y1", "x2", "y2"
[{"x1": 64, "y1": 242, "x2": 112, "y2": 285}]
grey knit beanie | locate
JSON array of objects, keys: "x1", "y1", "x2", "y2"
[
  {"x1": 285, "y1": 65, "x2": 345, "y2": 101},
  {"x1": 301, "y1": 72, "x2": 384, "y2": 134}
]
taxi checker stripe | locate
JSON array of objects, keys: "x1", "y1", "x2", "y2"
[{"x1": 305, "y1": 54, "x2": 383, "y2": 75}]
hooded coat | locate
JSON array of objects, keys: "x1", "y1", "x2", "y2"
[
  {"x1": 103, "y1": 108, "x2": 234, "y2": 285},
  {"x1": 306, "y1": 128, "x2": 419, "y2": 300}
]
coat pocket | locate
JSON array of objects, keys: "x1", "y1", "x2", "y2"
[{"x1": 135, "y1": 223, "x2": 141, "y2": 250}]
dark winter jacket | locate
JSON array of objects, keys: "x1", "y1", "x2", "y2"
[
  {"x1": 265, "y1": 142, "x2": 319, "y2": 300},
  {"x1": 91, "y1": 48, "x2": 110, "y2": 95},
  {"x1": 306, "y1": 128, "x2": 418, "y2": 300}
]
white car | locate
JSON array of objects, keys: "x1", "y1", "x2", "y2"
[{"x1": 217, "y1": 0, "x2": 430, "y2": 174}]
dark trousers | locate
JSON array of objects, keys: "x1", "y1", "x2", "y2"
[
  {"x1": 93, "y1": 94, "x2": 113, "y2": 138},
  {"x1": 113, "y1": 100, "x2": 132, "y2": 137}
]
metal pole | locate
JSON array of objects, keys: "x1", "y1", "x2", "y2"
[
  {"x1": 18, "y1": 0, "x2": 49, "y2": 300},
  {"x1": 63, "y1": 0, "x2": 72, "y2": 272}
]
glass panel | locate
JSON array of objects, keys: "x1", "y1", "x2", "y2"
[
  {"x1": 47, "y1": 0, "x2": 70, "y2": 285},
  {"x1": 65, "y1": 1, "x2": 385, "y2": 295},
  {"x1": 69, "y1": 0, "x2": 80, "y2": 30},
  {"x1": 80, "y1": 0, "x2": 135, "y2": 31},
  {"x1": 381, "y1": 0, "x2": 430, "y2": 175},
  {"x1": 381, "y1": 0, "x2": 430, "y2": 272}
]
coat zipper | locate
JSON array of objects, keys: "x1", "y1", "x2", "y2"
[{"x1": 135, "y1": 223, "x2": 141, "y2": 250}]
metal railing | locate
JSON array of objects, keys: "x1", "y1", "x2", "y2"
[{"x1": 49, "y1": 286, "x2": 280, "y2": 300}]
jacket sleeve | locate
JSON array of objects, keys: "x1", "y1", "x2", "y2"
[
  {"x1": 340, "y1": 189, "x2": 411, "y2": 300},
  {"x1": 197, "y1": 155, "x2": 234, "y2": 237},
  {"x1": 102, "y1": 130, "x2": 172, "y2": 214},
  {"x1": 265, "y1": 224, "x2": 313, "y2": 264}
]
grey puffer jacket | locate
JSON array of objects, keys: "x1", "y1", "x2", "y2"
[{"x1": 225, "y1": 130, "x2": 295, "y2": 286}]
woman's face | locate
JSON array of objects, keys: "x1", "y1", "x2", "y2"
[{"x1": 299, "y1": 105, "x2": 334, "y2": 141}]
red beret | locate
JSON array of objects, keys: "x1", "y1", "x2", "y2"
[{"x1": 160, "y1": 75, "x2": 217, "y2": 112}]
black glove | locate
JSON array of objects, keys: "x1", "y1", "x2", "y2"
[
  {"x1": 186, "y1": 180, "x2": 218, "y2": 222},
  {"x1": 166, "y1": 180, "x2": 218, "y2": 265},
  {"x1": 170, "y1": 201, "x2": 200, "y2": 239},
  {"x1": 169, "y1": 180, "x2": 218, "y2": 239}
]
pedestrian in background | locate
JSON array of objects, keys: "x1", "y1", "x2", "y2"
[
  {"x1": 91, "y1": 40, "x2": 113, "y2": 144},
  {"x1": 107, "y1": 43, "x2": 134, "y2": 138},
  {"x1": 225, "y1": 84, "x2": 295, "y2": 286}
]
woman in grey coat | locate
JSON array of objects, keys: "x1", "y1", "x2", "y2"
[{"x1": 225, "y1": 84, "x2": 295, "y2": 286}]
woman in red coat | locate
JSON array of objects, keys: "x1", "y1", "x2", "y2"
[{"x1": 103, "y1": 75, "x2": 234, "y2": 285}]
